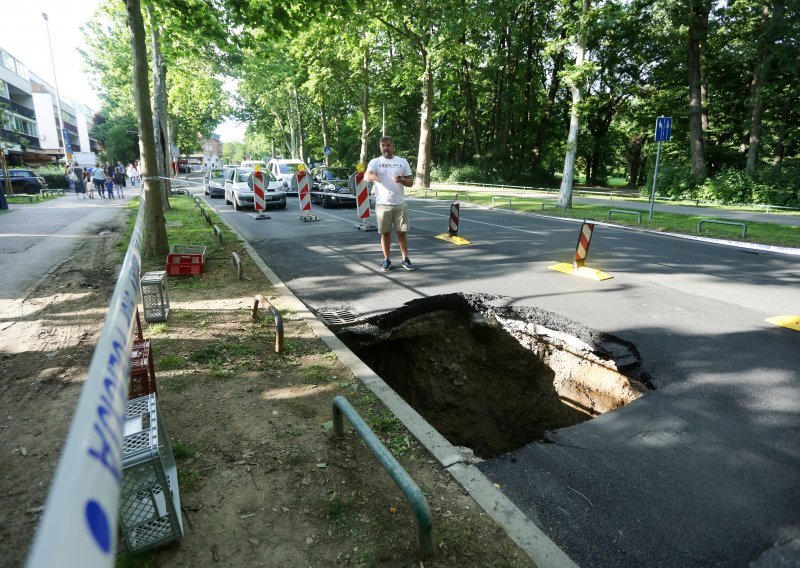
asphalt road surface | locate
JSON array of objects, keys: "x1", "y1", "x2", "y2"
[
  {"x1": 0, "y1": 193, "x2": 133, "y2": 305},
  {"x1": 202, "y1": 188, "x2": 799, "y2": 567}
]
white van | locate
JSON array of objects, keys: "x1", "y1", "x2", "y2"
[{"x1": 267, "y1": 158, "x2": 306, "y2": 193}]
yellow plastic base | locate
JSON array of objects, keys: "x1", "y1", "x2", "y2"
[
  {"x1": 548, "y1": 262, "x2": 613, "y2": 281},
  {"x1": 435, "y1": 233, "x2": 472, "y2": 245},
  {"x1": 766, "y1": 315, "x2": 800, "y2": 331}
]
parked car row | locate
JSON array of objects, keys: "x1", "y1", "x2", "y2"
[
  {"x1": 203, "y1": 161, "x2": 362, "y2": 212},
  {"x1": 0, "y1": 168, "x2": 48, "y2": 194}
]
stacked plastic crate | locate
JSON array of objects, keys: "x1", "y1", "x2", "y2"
[{"x1": 119, "y1": 394, "x2": 183, "y2": 552}]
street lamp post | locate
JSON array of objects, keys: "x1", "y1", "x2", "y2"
[{"x1": 42, "y1": 12, "x2": 70, "y2": 165}]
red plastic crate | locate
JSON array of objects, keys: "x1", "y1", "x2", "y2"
[
  {"x1": 166, "y1": 245, "x2": 206, "y2": 276},
  {"x1": 166, "y1": 259, "x2": 203, "y2": 276},
  {"x1": 129, "y1": 339, "x2": 157, "y2": 400}
]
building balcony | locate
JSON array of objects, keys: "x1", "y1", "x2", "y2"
[
  {"x1": 0, "y1": 128, "x2": 42, "y2": 149},
  {"x1": 0, "y1": 95, "x2": 36, "y2": 120}
]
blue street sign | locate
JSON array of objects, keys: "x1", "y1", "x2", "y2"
[
  {"x1": 323, "y1": 146, "x2": 333, "y2": 156},
  {"x1": 654, "y1": 116, "x2": 672, "y2": 142}
]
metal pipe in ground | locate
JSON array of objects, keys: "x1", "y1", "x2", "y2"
[
  {"x1": 332, "y1": 395, "x2": 433, "y2": 558},
  {"x1": 251, "y1": 294, "x2": 283, "y2": 353}
]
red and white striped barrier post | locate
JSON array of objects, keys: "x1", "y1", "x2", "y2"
[
  {"x1": 253, "y1": 170, "x2": 265, "y2": 211},
  {"x1": 574, "y1": 221, "x2": 595, "y2": 268},
  {"x1": 351, "y1": 170, "x2": 376, "y2": 231},
  {"x1": 449, "y1": 202, "x2": 460, "y2": 236},
  {"x1": 295, "y1": 169, "x2": 318, "y2": 222},
  {"x1": 250, "y1": 170, "x2": 270, "y2": 220}
]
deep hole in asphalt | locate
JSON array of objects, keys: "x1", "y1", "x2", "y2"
[{"x1": 333, "y1": 293, "x2": 650, "y2": 459}]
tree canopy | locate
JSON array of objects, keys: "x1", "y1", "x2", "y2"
[{"x1": 83, "y1": 0, "x2": 800, "y2": 205}]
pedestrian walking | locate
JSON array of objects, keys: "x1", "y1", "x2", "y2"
[
  {"x1": 126, "y1": 162, "x2": 136, "y2": 188},
  {"x1": 105, "y1": 178, "x2": 115, "y2": 198},
  {"x1": 114, "y1": 161, "x2": 126, "y2": 197},
  {"x1": 91, "y1": 163, "x2": 106, "y2": 198},
  {"x1": 71, "y1": 163, "x2": 87, "y2": 199},
  {"x1": 364, "y1": 136, "x2": 415, "y2": 271}
]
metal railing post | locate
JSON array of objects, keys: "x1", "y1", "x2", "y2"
[{"x1": 332, "y1": 396, "x2": 433, "y2": 557}]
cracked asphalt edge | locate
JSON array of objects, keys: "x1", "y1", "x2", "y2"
[{"x1": 208, "y1": 195, "x2": 578, "y2": 568}]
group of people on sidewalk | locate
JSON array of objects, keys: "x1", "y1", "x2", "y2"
[{"x1": 66, "y1": 161, "x2": 140, "y2": 200}]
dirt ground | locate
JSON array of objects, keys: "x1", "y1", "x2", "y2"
[{"x1": 0, "y1": 207, "x2": 535, "y2": 567}]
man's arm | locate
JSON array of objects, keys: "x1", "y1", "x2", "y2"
[
  {"x1": 394, "y1": 175, "x2": 413, "y2": 187},
  {"x1": 364, "y1": 169, "x2": 378, "y2": 182}
]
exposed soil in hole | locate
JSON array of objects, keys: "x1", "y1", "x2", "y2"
[{"x1": 336, "y1": 294, "x2": 647, "y2": 459}]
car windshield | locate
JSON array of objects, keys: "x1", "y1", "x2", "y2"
[
  {"x1": 208, "y1": 170, "x2": 226, "y2": 180},
  {"x1": 237, "y1": 169, "x2": 276, "y2": 183},
  {"x1": 279, "y1": 163, "x2": 304, "y2": 174},
  {"x1": 319, "y1": 168, "x2": 349, "y2": 181}
]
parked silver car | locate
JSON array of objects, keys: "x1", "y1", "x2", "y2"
[
  {"x1": 224, "y1": 167, "x2": 286, "y2": 210},
  {"x1": 203, "y1": 168, "x2": 227, "y2": 198}
]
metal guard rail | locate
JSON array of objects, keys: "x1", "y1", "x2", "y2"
[
  {"x1": 607, "y1": 209, "x2": 642, "y2": 224},
  {"x1": 251, "y1": 294, "x2": 284, "y2": 353},
  {"x1": 331, "y1": 396, "x2": 433, "y2": 557},
  {"x1": 697, "y1": 219, "x2": 747, "y2": 239}
]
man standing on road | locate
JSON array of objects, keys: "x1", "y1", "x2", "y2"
[{"x1": 365, "y1": 136, "x2": 415, "y2": 271}]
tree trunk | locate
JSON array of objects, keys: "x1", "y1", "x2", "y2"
[
  {"x1": 773, "y1": 53, "x2": 799, "y2": 168},
  {"x1": 557, "y1": 0, "x2": 590, "y2": 209},
  {"x1": 461, "y1": 58, "x2": 482, "y2": 160},
  {"x1": 321, "y1": 98, "x2": 330, "y2": 166},
  {"x1": 0, "y1": 150, "x2": 12, "y2": 198},
  {"x1": 415, "y1": 49, "x2": 433, "y2": 189},
  {"x1": 287, "y1": 101, "x2": 296, "y2": 159},
  {"x1": 359, "y1": 50, "x2": 370, "y2": 166},
  {"x1": 687, "y1": 0, "x2": 709, "y2": 181},
  {"x1": 746, "y1": 0, "x2": 783, "y2": 172},
  {"x1": 147, "y1": 5, "x2": 170, "y2": 210},
  {"x1": 532, "y1": 27, "x2": 566, "y2": 166},
  {"x1": 627, "y1": 133, "x2": 645, "y2": 188},
  {"x1": 293, "y1": 85, "x2": 306, "y2": 165},
  {"x1": 125, "y1": 0, "x2": 168, "y2": 259}
]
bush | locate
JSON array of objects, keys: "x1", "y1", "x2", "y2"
[
  {"x1": 447, "y1": 164, "x2": 485, "y2": 184},
  {"x1": 34, "y1": 165, "x2": 69, "y2": 190},
  {"x1": 429, "y1": 163, "x2": 451, "y2": 183},
  {"x1": 641, "y1": 163, "x2": 698, "y2": 199}
]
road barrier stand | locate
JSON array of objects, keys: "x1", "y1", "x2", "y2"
[
  {"x1": 351, "y1": 171, "x2": 377, "y2": 231},
  {"x1": 453, "y1": 191, "x2": 471, "y2": 202},
  {"x1": 548, "y1": 220, "x2": 613, "y2": 281},
  {"x1": 27, "y1": 196, "x2": 151, "y2": 568},
  {"x1": 697, "y1": 219, "x2": 747, "y2": 239},
  {"x1": 250, "y1": 170, "x2": 271, "y2": 220},
  {"x1": 435, "y1": 201, "x2": 471, "y2": 245},
  {"x1": 252, "y1": 294, "x2": 284, "y2": 353},
  {"x1": 294, "y1": 170, "x2": 319, "y2": 222},
  {"x1": 231, "y1": 251, "x2": 243, "y2": 280},
  {"x1": 766, "y1": 315, "x2": 800, "y2": 332},
  {"x1": 607, "y1": 209, "x2": 642, "y2": 224},
  {"x1": 331, "y1": 396, "x2": 433, "y2": 558}
]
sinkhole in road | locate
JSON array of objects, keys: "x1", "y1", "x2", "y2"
[{"x1": 334, "y1": 293, "x2": 649, "y2": 459}]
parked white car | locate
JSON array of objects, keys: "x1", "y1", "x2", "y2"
[
  {"x1": 267, "y1": 158, "x2": 307, "y2": 194},
  {"x1": 224, "y1": 167, "x2": 286, "y2": 210}
]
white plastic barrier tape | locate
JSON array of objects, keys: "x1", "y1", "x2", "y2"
[{"x1": 27, "y1": 200, "x2": 145, "y2": 567}]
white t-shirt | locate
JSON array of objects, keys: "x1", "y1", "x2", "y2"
[{"x1": 366, "y1": 155, "x2": 412, "y2": 205}]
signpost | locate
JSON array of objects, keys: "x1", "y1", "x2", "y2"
[
  {"x1": 649, "y1": 116, "x2": 672, "y2": 221},
  {"x1": 323, "y1": 146, "x2": 333, "y2": 156}
]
